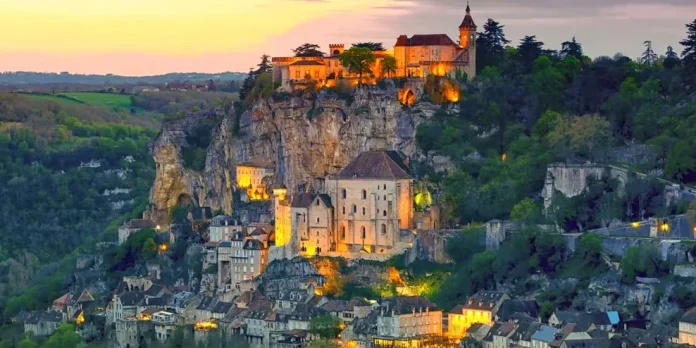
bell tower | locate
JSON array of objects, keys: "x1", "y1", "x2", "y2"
[{"x1": 458, "y1": 2, "x2": 477, "y2": 78}]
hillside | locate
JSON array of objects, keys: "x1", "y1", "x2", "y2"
[{"x1": 0, "y1": 71, "x2": 247, "y2": 85}]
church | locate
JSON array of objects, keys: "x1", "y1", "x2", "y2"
[
  {"x1": 270, "y1": 151, "x2": 415, "y2": 260},
  {"x1": 271, "y1": 4, "x2": 477, "y2": 87}
]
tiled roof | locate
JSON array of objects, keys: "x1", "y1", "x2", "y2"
[
  {"x1": 212, "y1": 301, "x2": 234, "y2": 314},
  {"x1": 211, "y1": 215, "x2": 236, "y2": 227},
  {"x1": 497, "y1": 300, "x2": 539, "y2": 321},
  {"x1": 459, "y1": 6, "x2": 476, "y2": 29},
  {"x1": 291, "y1": 193, "x2": 314, "y2": 208},
  {"x1": 394, "y1": 34, "x2": 458, "y2": 47},
  {"x1": 336, "y1": 151, "x2": 411, "y2": 180},
  {"x1": 320, "y1": 299, "x2": 350, "y2": 313},
  {"x1": 250, "y1": 227, "x2": 267, "y2": 236},
  {"x1": 237, "y1": 159, "x2": 274, "y2": 169},
  {"x1": 119, "y1": 292, "x2": 145, "y2": 306},
  {"x1": 243, "y1": 239, "x2": 266, "y2": 250},
  {"x1": 289, "y1": 60, "x2": 325, "y2": 66}
]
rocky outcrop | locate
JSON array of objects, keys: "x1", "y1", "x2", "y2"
[
  {"x1": 146, "y1": 86, "x2": 441, "y2": 226},
  {"x1": 260, "y1": 258, "x2": 323, "y2": 296}
]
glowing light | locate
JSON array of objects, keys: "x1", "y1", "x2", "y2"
[
  {"x1": 156, "y1": 225, "x2": 161, "y2": 231},
  {"x1": 194, "y1": 320, "x2": 218, "y2": 331},
  {"x1": 632, "y1": 222, "x2": 640, "y2": 229},
  {"x1": 76, "y1": 312, "x2": 85, "y2": 325},
  {"x1": 432, "y1": 64, "x2": 448, "y2": 77},
  {"x1": 661, "y1": 223, "x2": 670, "y2": 232},
  {"x1": 442, "y1": 84, "x2": 460, "y2": 103},
  {"x1": 398, "y1": 88, "x2": 416, "y2": 106},
  {"x1": 138, "y1": 313, "x2": 152, "y2": 321},
  {"x1": 501, "y1": 153, "x2": 507, "y2": 161},
  {"x1": 158, "y1": 244, "x2": 168, "y2": 252}
]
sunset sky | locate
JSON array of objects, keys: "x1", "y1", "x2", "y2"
[{"x1": 1, "y1": 0, "x2": 695, "y2": 75}]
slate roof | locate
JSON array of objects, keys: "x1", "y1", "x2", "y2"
[
  {"x1": 497, "y1": 300, "x2": 540, "y2": 321},
  {"x1": 532, "y1": 325, "x2": 558, "y2": 343},
  {"x1": 26, "y1": 311, "x2": 63, "y2": 324},
  {"x1": 142, "y1": 296, "x2": 168, "y2": 307},
  {"x1": 463, "y1": 291, "x2": 507, "y2": 310},
  {"x1": 320, "y1": 299, "x2": 350, "y2": 313},
  {"x1": 562, "y1": 338, "x2": 609, "y2": 348},
  {"x1": 394, "y1": 34, "x2": 458, "y2": 47},
  {"x1": 353, "y1": 311, "x2": 379, "y2": 335},
  {"x1": 69, "y1": 288, "x2": 95, "y2": 306},
  {"x1": 119, "y1": 292, "x2": 145, "y2": 306},
  {"x1": 211, "y1": 215, "x2": 236, "y2": 227},
  {"x1": 231, "y1": 231, "x2": 246, "y2": 241},
  {"x1": 218, "y1": 241, "x2": 232, "y2": 247},
  {"x1": 682, "y1": 307, "x2": 696, "y2": 324},
  {"x1": 243, "y1": 239, "x2": 266, "y2": 250},
  {"x1": 212, "y1": 301, "x2": 234, "y2": 314},
  {"x1": 380, "y1": 296, "x2": 439, "y2": 316},
  {"x1": 336, "y1": 151, "x2": 411, "y2": 180},
  {"x1": 124, "y1": 219, "x2": 156, "y2": 229},
  {"x1": 196, "y1": 296, "x2": 217, "y2": 310},
  {"x1": 459, "y1": 5, "x2": 477, "y2": 28}
]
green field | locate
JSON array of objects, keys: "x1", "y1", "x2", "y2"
[{"x1": 60, "y1": 92, "x2": 132, "y2": 108}]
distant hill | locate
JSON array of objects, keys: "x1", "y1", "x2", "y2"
[{"x1": 0, "y1": 71, "x2": 247, "y2": 85}]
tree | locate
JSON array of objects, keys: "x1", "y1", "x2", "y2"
[
  {"x1": 640, "y1": 41, "x2": 658, "y2": 66},
  {"x1": 680, "y1": 20, "x2": 696, "y2": 87},
  {"x1": 664, "y1": 46, "x2": 681, "y2": 69},
  {"x1": 307, "y1": 340, "x2": 339, "y2": 348},
  {"x1": 476, "y1": 18, "x2": 510, "y2": 69},
  {"x1": 381, "y1": 56, "x2": 397, "y2": 77},
  {"x1": 575, "y1": 233, "x2": 604, "y2": 271},
  {"x1": 309, "y1": 315, "x2": 342, "y2": 339},
  {"x1": 547, "y1": 114, "x2": 611, "y2": 160},
  {"x1": 530, "y1": 56, "x2": 565, "y2": 114},
  {"x1": 293, "y1": 43, "x2": 325, "y2": 57},
  {"x1": 43, "y1": 323, "x2": 82, "y2": 348},
  {"x1": 510, "y1": 198, "x2": 542, "y2": 223},
  {"x1": 352, "y1": 42, "x2": 385, "y2": 51},
  {"x1": 470, "y1": 251, "x2": 496, "y2": 291},
  {"x1": 338, "y1": 47, "x2": 376, "y2": 85},
  {"x1": 518, "y1": 35, "x2": 544, "y2": 69},
  {"x1": 560, "y1": 37, "x2": 583, "y2": 59},
  {"x1": 256, "y1": 54, "x2": 273, "y2": 75}
]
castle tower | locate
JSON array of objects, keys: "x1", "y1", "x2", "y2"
[
  {"x1": 459, "y1": 2, "x2": 477, "y2": 77},
  {"x1": 272, "y1": 180, "x2": 290, "y2": 247},
  {"x1": 329, "y1": 44, "x2": 345, "y2": 56}
]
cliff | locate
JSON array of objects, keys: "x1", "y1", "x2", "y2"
[{"x1": 146, "y1": 86, "x2": 441, "y2": 226}]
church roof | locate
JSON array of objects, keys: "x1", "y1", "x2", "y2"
[
  {"x1": 336, "y1": 151, "x2": 411, "y2": 180},
  {"x1": 394, "y1": 34, "x2": 457, "y2": 47},
  {"x1": 459, "y1": 4, "x2": 476, "y2": 28}
]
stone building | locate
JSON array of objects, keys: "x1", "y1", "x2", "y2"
[
  {"x1": 448, "y1": 291, "x2": 509, "y2": 338},
  {"x1": 209, "y1": 215, "x2": 242, "y2": 242},
  {"x1": 374, "y1": 296, "x2": 442, "y2": 345},
  {"x1": 236, "y1": 160, "x2": 274, "y2": 201},
  {"x1": 679, "y1": 308, "x2": 696, "y2": 346},
  {"x1": 272, "y1": 5, "x2": 477, "y2": 88},
  {"x1": 271, "y1": 150, "x2": 415, "y2": 260},
  {"x1": 23, "y1": 311, "x2": 65, "y2": 336},
  {"x1": 217, "y1": 227, "x2": 271, "y2": 290}
]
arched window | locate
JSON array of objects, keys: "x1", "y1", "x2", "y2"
[
  {"x1": 342, "y1": 206, "x2": 346, "y2": 215},
  {"x1": 341, "y1": 189, "x2": 347, "y2": 199},
  {"x1": 383, "y1": 195, "x2": 387, "y2": 200},
  {"x1": 316, "y1": 217, "x2": 320, "y2": 223},
  {"x1": 352, "y1": 205, "x2": 357, "y2": 213},
  {"x1": 383, "y1": 184, "x2": 387, "y2": 190},
  {"x1": 341, "y1": 226, "x2": 346, "y2": 240},
  {"x1": 383, "y1": 210, "x2": 387, "y2": 217},
  {"x1": 361, "y1": 226, "x2": 366, "y2": 240},
  {"x1": 362, "y1": 190, "x2": 367, "y2": 200},
  {"x1": 362, "y1": 207, "x2": 366, "y2": 215},
  {"x1": 381, "y1": 224, "x2": 387, "y2": 235}
]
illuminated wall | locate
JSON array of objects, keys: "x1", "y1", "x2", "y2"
[
  {"x1": 447, "y1": 309, "x2": 493, "y2": 338},
  {"x1": 680, "y1": 322, "x2": 696, "y2": 346},
  {"x1": 236, "y1": 164, "x2": 273, "y2": 201}
]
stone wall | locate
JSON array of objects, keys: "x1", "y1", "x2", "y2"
[
  {"x1": 485, "y1": 220, "x2": 521, "y2": 250},
  {"x1": 596, "y1": 144, "x2": 661, "y2": 166},
  {"x1": 674, "y1": 264, "x2": 696, "y2": 278}
]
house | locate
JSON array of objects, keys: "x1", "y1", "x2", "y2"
[
  {"x1": 467, "y1": 323, "x2": 492, "y2": 343},
  {"x1": 321, "y1": 298, "x2": 371, "y2": 323},
  {"x1": 375, "y1": 296, "x2": 442, "y2": 344},
  {"x1": 448, "y1": 291, "x2": 509, "y2": 338},
  {"x1": 560, "y1": 338, "x2": 609, "y2": 348},
  {"x1": 67, "y1": 288, "x2": 95, "y2": 320},
  {"x1": 510, "y1": 321, "x2": 543, "y2": 348},
  {"x1": 679, "y1": 307, "x2": 696, "y2": 345},
  {"x1": 343, "y1": 311, "x2": 379, "y2": 348},
  {"x1": 107, "y1": 292, "x2": 145, "y2": 324},
  {"x1": 549, "y1": 311, "x2": 619, "y2": 332},
  {"x1": 52, "y1": 293, "x2": 72, "y2": 312},
  {"x1": 24, "y1": 311, "x2": 65, "y2": 336},
  {"x1": 273, "y1": 329, "x2": 310, "y2": 348},
  {"x1": 531, "y1": 325, "x2": 558, "y2": 348},
  {"x1": 189, "y1": 207, "x2": 213, "y2": 231},
  {"x1": 152, "y1": 311, "x2": 178, "y2": 342},
  {"x1": 211, "y1": 301, "x2": 234, "y2": 320},
  {"x1": 487, "y1": 322, "x2": 516, "y2": 348},
  {"x1": 118, "y1": 219, "x2": 156, "y2": 245},
  {"x1": 496, "y1": 299, "x2": 540, "y2": 322},
  {"x1": 209, "y1": 215, "x2": 242, "y2": 242}
]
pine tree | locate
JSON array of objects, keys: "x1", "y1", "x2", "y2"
[
  {"x1": 680, "y1": 20, "x2": 696, "y2": 71},
  {"x1": 664, "y1": 46, "x2": 681, "y2": 69},
  {"x1": 256, "y1": 54, "x2": 272, "y2": 75},
  {"x1": 518, "y1": 35, "x2": 544, "y2": 69},
  {"x1": 640, "y1": 40, "x2": 658, "y2": 66},
  {"x1": 476, "y1": 18, "x2": 510, "y2": 71},
  {"x1": 561, "y1": 37, "x2": 583, "y2": 59}
]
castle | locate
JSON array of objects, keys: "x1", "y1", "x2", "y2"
[
  {"x1": 271, "y1": 4, "x2": 477, "y2": 88},
  {"x1": 270, "y1": 151, "x2": 415, "y2": 261}
]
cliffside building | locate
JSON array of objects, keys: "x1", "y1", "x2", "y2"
[
  {"x1": 272, "y1": 5, "x2": 476, "y2": 88},
  {"x1": 217, "y1": 227, "x2": 271, "y2": 291},
  {"x1": 271, "y1": 150, "x2": 414, "y2": 261},
  {"x1": 448, "y1": 291, "x2": 509, "y2": 338},
  {"x1": 236, "y1": 160, "x2": 274, "y2": 201}
]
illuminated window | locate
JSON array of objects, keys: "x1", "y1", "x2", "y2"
[{"x1": 295, "y1": 70, "x2": 300, "y2": 79}]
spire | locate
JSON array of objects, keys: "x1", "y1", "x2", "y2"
[
  {"x1": 459, "y1": 1, "x2": 476, "y2": 29},
  {"x1": 466, "y1": 1, "x2": 471, "y2": 14}
]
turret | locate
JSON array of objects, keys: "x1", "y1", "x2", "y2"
[
  {"x1": 459, "y1": 2, "x2": 477, "y2": 49},
  {"x1": 272, "y1": 183, "x2": 288, "y2": 202},
  {"x1": 329, "y1": 44, "x2": 345, "y2": 56}
]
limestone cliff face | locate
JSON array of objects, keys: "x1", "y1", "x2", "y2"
[{"x1": 146, "y1": 86, "x2": 440, "y2": 226}]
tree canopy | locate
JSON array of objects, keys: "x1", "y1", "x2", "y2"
[{"x1": 293, "y1": 43, "x2": 326, "y2": 57}]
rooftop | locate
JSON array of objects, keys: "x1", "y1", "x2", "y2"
[
  {"x1": 394, "y1": 34, "x2": 458, "y2": 47},
  {"x1": 336, "y1": 150, "x2": 411, "y2": 180}
]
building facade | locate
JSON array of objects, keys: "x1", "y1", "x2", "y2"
[
  {"x1": 236, "y1": 160, "x2": 274, "y2": 201},
  {"x1": 375, "y1": 297, "x2": 442, "y2": 342},
  {"x1": 448, "y1": 291, "x2": 509, "y2": 338},
  {"x1": 272, "y1": 5, "x2": 476, "y2": 88}
]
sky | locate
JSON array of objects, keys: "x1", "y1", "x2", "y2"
[{"x1": 0, "y1": 0, "x2": 694, "y2": 75}]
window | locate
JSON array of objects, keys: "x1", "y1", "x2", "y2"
[
  {"x1": 316, "y1": 217, "x2": 320, "y2": 223},
  {"x1": 383, "y1": 184, "x2": 387, "y2": 190},
  {"x1": 383, "y1": 195, "x2": 386, "y2": 200},
  {"x1": 316, "y1": 199, "x2": 320, "y2": 206},
  {"x1": 362, "y1": 207, "x2": 366, "y2": 215},
  {"x1": 341, "y1": 226, "x2": 346, "y2": 240},
  {"x1": 361, "y1": 227, "x2": 366, "y2": 239},
  {"x1": 383, "y1": 210, "x2": 387, "y2": 217},
  {"x1": 381, "y1": 224, "x2": 387, "y2": 235},
  {"x1": 295, "y1": 70, "x2": 300, "y2": 79},
  {"x1": 341, "y1": 189, "x2": 347, "y2": 199},
  {"x1": 362, "y1": 190, "x2": 367, "y2": 199},
  {"x1": 352, "y1": 205, "x2": 357, "y2": 213},
  {"x1": 342, "y1": 206, "x2": 346, "y2": 214}
]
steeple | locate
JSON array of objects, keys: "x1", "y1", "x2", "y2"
[
  {"x1": 459, "y1": 2, "x2": 476, "y2": 29},
  {"x1": 466, "y1": 1, "x2": 471, "y2": 15}
]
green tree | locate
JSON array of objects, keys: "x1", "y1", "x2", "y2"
[
  {"x1": 441, "y1": 170, "x2": 476, "y2": 223},
  {"x1": 476, "y1": 18, "x2": 510, "y2": 70},
  {"x1": 680, "y1": 20, "x2": 696, "y2": 80},
  {"x1": 665, "y1": 140, "x2": 696, "y2": 183},
  {"x1": 560, "y1": 37, "x2": 583, "y2": 59},
  {"x1": 381, "y1": 56, "x2": 397, "y2": 77},
  {"x1": 470, "y1": 251, "x2": 496, "y2": 291},
  {"x1": 517, "y1": 35, "x2": 544, "y2": 69},
  {"x1": 556, "y1": 56, "x2": 581, "y2": 81},
  {"x1": 293, "y1": 43, "x2": 325, "y2": 57},
  {"x1": 307, "y1": 340, "x2": 339, "y2": 348},
  {"x1": 338, "y1": 47, "x2": 376, "y2": 85},
  {"x1": 664, "y1": 46, "x2": 681, "y2": 69},
  {"x1": 309, "y1": 315, "x2": 342, "y2": 339},
  {"x1": 352, "y1": 42, "x2": 385, "y2": 51},
  {"x1": 510, "y1": 198, "x2": 541, "y2": 223},
  {"x1": 640, "y1": 41, "x2": 658, "y2": 66},
  {"x1": 17, "y1": 339, "x2": 38, "y2": 348},
  {"x1": 256, "y1": 54, "x2": 273, "y2": 75},
  {"x1": 43, "y1": 323, "x2": 82, "y2": 348},
  {"x1": 547, "y1": 114, "x2": 611, "y2": 160},
  {"x1": 530, "y1": 56, "x2": 565, "y2": 114},
  {"x1": 532, "y1": 110, "x2": 563, "y2": 138}
]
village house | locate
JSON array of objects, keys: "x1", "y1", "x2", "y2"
[
  {"x1": 118, "y1": 219, "x2": 157, "y2": 245},
  {"x1": 374, "y1": 296, "x2": 442, "y2": 346},
  {"x1": 530, "y1": 325, "x2": 558, "y2": 348},
  {"x1": 320, "y1": 298, "x2": 372, "y2": 323},
  {"x1": 152, "y1": 311, "x2": 178, "y2": 342},
  {"x1": 679, "y1": 307, "x2": 696, "y2": 345},
  {"x1": 448, "y1": 291, "x2": 509, "y2": 338},
  {"x1": 548, "y1": 310, "x2": 619, "y2": 332},
  {"x1": 209, "y1": 215, "x2": 242, "y2": 242},
  {"x1": 23, "y1": 311, "x2": 65, "y2": 336}
]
